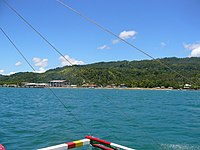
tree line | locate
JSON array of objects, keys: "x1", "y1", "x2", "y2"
[{"x1": 0, "y1": 57, "x2": 200, "y2": 89}]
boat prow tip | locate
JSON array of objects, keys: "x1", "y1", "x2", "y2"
[{"x1": 0, "y1": 144, "x2": 6, "y2": 150}]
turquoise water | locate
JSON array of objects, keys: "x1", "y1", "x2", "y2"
[{"x1": 0, "y1": 88, "x2": 199, "y2": 150}]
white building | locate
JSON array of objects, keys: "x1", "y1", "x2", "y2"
[
  {"x1": 25, "y1": 83, "x2": 48, "y2": 88},
  {"x1": 184, "y1": 84, "x2": 191, "y2": 89},
  {"x1": 49, "y1": 80, "x2": 68, "y2": 87}
]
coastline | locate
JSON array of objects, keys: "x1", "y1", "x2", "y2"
[
  {"x1": 26, "y1": 86, "x2": 196, "y2": 91},
  {"x1": 0, "y1": 85, "x2": 197, "y2": 91}
]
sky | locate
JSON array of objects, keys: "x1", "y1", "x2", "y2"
[{"x1": 0, "y1": 0, "x2": 200, "y2": 75}]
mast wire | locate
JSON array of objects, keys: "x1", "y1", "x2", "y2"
[
  {"x1": 1, "y1": 0, "x2": 121, "y2": 139},
  {"x1": 2, "y1": 0, "x2": 73, "y2": 66},
  {"x1": 55, "y1": 1, "x2": 190, "y2": 148},
  {"x1": 57, "y1": 0, "x2": 192, "y2": 85},
  {"x1": 0, "y1": 28, "x2": 35, "y2": 71},
  {"x1": 1, "y1": 0, "x2": 195, "y2": 148},
  {"x1": 0, "y1": 27, "x2": 92, "y2": 136}
]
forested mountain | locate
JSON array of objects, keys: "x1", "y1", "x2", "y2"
[{"x1": 1, "y1": 57, "x2": 200, "y2": 89}]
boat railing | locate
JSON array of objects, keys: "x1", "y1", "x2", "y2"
[{"x1": 37, "y1": 136, "x2": 136, "y2": 150}]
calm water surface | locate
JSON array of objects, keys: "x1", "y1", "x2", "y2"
[{"x1": 0, "y1": 88, "x2": 199, "y2": 150}]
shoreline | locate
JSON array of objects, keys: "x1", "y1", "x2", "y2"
[{"x1": 0, "y1": 86, "x2": 197, "y2": 91}]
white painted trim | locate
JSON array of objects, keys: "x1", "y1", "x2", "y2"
[
  {"x1": 38, "y1": 143, "x2": 68, "y2": 150},
  {"x1": 111, "y1": 143, "x2": 136, "y2": 150}
]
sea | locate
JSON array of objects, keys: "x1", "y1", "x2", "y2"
[{"x1": 0, "y1": 88, "x2": 199, "y2": 150}]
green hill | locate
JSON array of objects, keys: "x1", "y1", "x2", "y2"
[{"x1": 1, "y1": 57, "x2": 200, "y2": 89}]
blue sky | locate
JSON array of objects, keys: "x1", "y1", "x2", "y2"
[{"x1": 0, "y1": 0, "x2": 200, "y2": 75}]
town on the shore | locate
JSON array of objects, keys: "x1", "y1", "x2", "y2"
[{"x1": 0, "y1": 79, "x2": 193, "y2": 90}]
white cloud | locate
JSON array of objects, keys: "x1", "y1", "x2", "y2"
[
  {"x1": 119, "y1": 30, "x2": 137, "y2": 40},
  {"x1": 9, "y1": 72, "x2": 16, "y2": 75},
  {"x1": 160, "y1": 42, "x2": 166, "y2": 47},
  {"x1": 15, "y1": 61, "x2": 22, "y2": 66},
  {"x1": 0, "y1": 70, "x2": 14, "y2": 75},
  {"x1": 32, "y1": 57, "x2": 48, "y2": 68},
  {"x1": 59, "y1": 55, "x2": 84, "y2": 66},
  {"x1": 0, "y1": 70, "x2": 4, "y2": 74},
  {"x1": 184, "y1": 42, "x2": 200, "y2": 57},
  {"x1": 32, "y1": 57, "x2": 48, "y2": 73},
  {"x1": 112, "y1": 30, "x2": 137, "y2": 44},
  {"x1": 112, "y1": 39, "x2": 120, "y2": 44},
  {"x1": 190, "y1": 47, "x2": 200, "y2": 57},
  {"x1": 97, "y1": 45, "x2": 110, "y2": 50},
  {"x1": 34, "y1": 67, "x2": 46, "y2": 73},
  {"x1": 0, "y1": 70, "x2": 15, "y2": 76},
  {"x1": 183, "y1": 43, "x2": 200, "y2": 50}
]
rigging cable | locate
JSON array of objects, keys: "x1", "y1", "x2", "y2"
[
  {"x1": 0, "y1": 1, "x2": 183, "y2": 148},
  {"x1": 2, "y1": 0, "x2": 73, "y2": 66},
  {"x1": 54, "y1": 1, "x2": 196, "y2": 149},
  {"x1": 1, "y1": 1, "x2": 196, "y2": 149},
  {"x1": 1, "y1": 0, "x2": 121, "y2": 141},
  {"x1": 2, "y1": 0, "x2": 192, "y2": 85},
  {"x1": 0, "y1": 27, "x2": 92, "y2": 136},
  {"x1": 56, "y1": 0, "x2": 192, "y2": 85},
  {"x1": 1, "y1": 0, "x2": 93, "y2": 135},
  {"x1": 0, "y1": 26, "x2": 123, "y2": 147}
]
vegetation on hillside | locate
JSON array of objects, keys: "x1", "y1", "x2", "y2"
[{"x1": 0, "y1": 57, "x2": 200, "y2": 89}]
